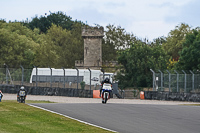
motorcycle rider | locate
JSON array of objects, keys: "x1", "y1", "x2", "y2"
[
  {"x1": 0, "y1": 90, "x2": 3, "y2": 102},
  {"x1": 100, "y1": 77, "x2": 112, "y2": 97},
  {"x1": 17, "y1": 86, "x2": 27, "y2": 102}
]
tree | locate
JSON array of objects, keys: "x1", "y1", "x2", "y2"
[
  {"x1": 163, "y1": 23, "x2": 191, "y2": 61},
  {"x1": 102, "y1": 24, "x2": 136, "y2": 61},
  {"x1": 116, "y1": 40, "x2": 168, "y2": 89},
  {"x1": 25, "y1": 11, "x2": 74, "y2": 33},
  {"x1": 175, "y1": 29, "x2": 200, "y2": 70},
  {"x1": 0, "y1": 22, "x2": 40, "y2": 68},
  {"x1": 34, "y1": 24, "x2": 83, "y2": 68}
]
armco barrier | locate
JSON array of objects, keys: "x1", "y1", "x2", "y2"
[
  {"x1": 144, "y1": 91, "x2": 158, "y2": 99},
  {"x1": 143, "y1": 91, "x2": 200, "y2": 102},
  {"x1": 1, "y1": 84, "x2": 200, "y2": 102},
  {"x1": 0, "y1": 85, "x2": 93, "y2": 98}
]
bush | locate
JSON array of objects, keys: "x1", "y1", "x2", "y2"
[{"x1": 80, "y1": 81, "x2": 85, "y2": 90}]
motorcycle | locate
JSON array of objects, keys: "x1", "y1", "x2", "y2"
[
  {"x1": 17, "y1": 91, "x2": 26, "y2": 103},
  {"x1": 101, "y1": 83, "x2": 112, "y2": 104},
  {"x1": 0, "y1": 93, "x2": 2, "y2": 102}
]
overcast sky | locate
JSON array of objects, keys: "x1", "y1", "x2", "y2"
[{"x1": 0, "y1": 0, "x2": 199, "y2": 41}]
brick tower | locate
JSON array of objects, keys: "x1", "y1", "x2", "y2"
[{"x1": 75, "y1": 26, "x2": 104, "y2": 69}]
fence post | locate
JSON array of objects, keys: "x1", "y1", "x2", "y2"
[
  {"x1": 182, "y1": 70, "x2": 187, "y2": 93},
  {"x1": 174, "y1": 70, "x2": 179, "y2": 92},
  {"x1": 49, "y1": 67, "x2": 52, "y2": 88},
  {"x1": 88, "y1": 68, "x2": 91, "y2": 93},
  {"x1": 166, "y1": 70, "x2": 171, "y2": 92},
  {"x1": 158, "y1": 70, "x2": 163, "y2": 91},
  {"x1": 150, "y1": 69, "x2": 155, "y2": 91},
  {"x1": 62, "y1": 67, "x2": 65, "y2": 88},
  {"x1": 101, "y1": 68, "x2": 105, "y2": 80},
  {"x1": 189, "y1": 70, "x2": 194, "y2": 92},
  {"x1": 34, "y1": 66, "x2": 38, "y2": 91},
  {"x1": 20, "y1": 65, "x2": 24, "y2": 86},
  {"x1": 4, "y1": 63, "x2": 8, "y2": 85},
  {"x1": 75, "y1": 67, "x2": 79, "y2": 89}
]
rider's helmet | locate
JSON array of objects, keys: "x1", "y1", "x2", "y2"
[
  {"x1": 20, "y1": 86, "x2": 25, "y2": 90},
  {"x1": 105, "y1": 77, "x2": 110, "y2": 82}
]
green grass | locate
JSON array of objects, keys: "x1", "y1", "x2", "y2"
[
  {"x1": 181, "y1": 104, "x2": 200, "y2": 106},
  {"x1": 0, "y1": 100, "x2": 112, "y2": 133},
  {"x1": 25, "y1": 100, "x2": 55, "y2": 104}
]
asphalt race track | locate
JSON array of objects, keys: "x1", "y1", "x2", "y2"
[{"x1": 30, "y1": 103, "x2": 200, "y2": 133}]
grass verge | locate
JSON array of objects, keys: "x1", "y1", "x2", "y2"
[
  {"x1": 181, "y1": 104, "x2": 200, "y2": 106},
  {"x1": 25, "y1": 100, "x2": 55, "y2": 103},
  {"x1": 0, "y1": 100, "x2": 112, "y2": 133}
]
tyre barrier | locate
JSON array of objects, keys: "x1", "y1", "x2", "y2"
[
  {"x1": 1, "y1": 84, "x2": 200, "y2": 101},
  {"x1": 0, "y1": 85, "x2": 93, "y2": 98},
  {"x1": 141, "y1": 91, "x2": 200, "y2": 102}
]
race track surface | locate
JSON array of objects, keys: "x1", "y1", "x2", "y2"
[{"x1": 31, "y1": 103, "x2": 200, "y2": 133}]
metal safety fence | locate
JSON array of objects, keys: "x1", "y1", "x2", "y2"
[
  {"x1": 150, "y1": 69, "x2": 200, "y2": 93},
  {"x1": 148, "y1": 69, "x2": 200, "y2": 102},
  {"x1": 0, "y1": 66, "x2": 101, "y2": 98},
  {"x1": 0, "y1": 67, "x2": 103, "y2": 90},
  {"x1": 0, "y1": 66, "x2": 123, "y2": 98}
]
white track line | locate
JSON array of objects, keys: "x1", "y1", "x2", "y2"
[{"x1": 28, "y1": 104, "x2": 118, "y2": 133}]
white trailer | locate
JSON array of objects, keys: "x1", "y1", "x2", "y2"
[{"x1": 30, "y1": 68, "x2": 113, "y2": 85}]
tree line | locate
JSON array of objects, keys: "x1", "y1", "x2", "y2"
[{"x1": 0, "y1": 11, "x2": 200, "y2": 89}]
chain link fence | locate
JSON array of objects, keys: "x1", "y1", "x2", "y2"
[
  {"x1": 0, "y1": 67, "x2": 104, "y2": 90},
  {"x1": 0, "y1": 67, "x2": 32, "y2": 86},
  {"x1": 147, "y1": 69, "x2": 200, "y2": 102},
  {"x1": 0, "y1": 66, "x2": 114, "y2": 98},
  {"x1": 151, "y1": 70, "x2": 200, "y2": 93}
]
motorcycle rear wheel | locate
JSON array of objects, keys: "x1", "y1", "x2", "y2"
[{"x1": 105, "y1": 93, "x2": 108, "y2": 104}]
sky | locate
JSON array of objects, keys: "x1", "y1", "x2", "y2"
[{"x1": 0, "y1": 0, "x2": 200, "y2": 41}]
